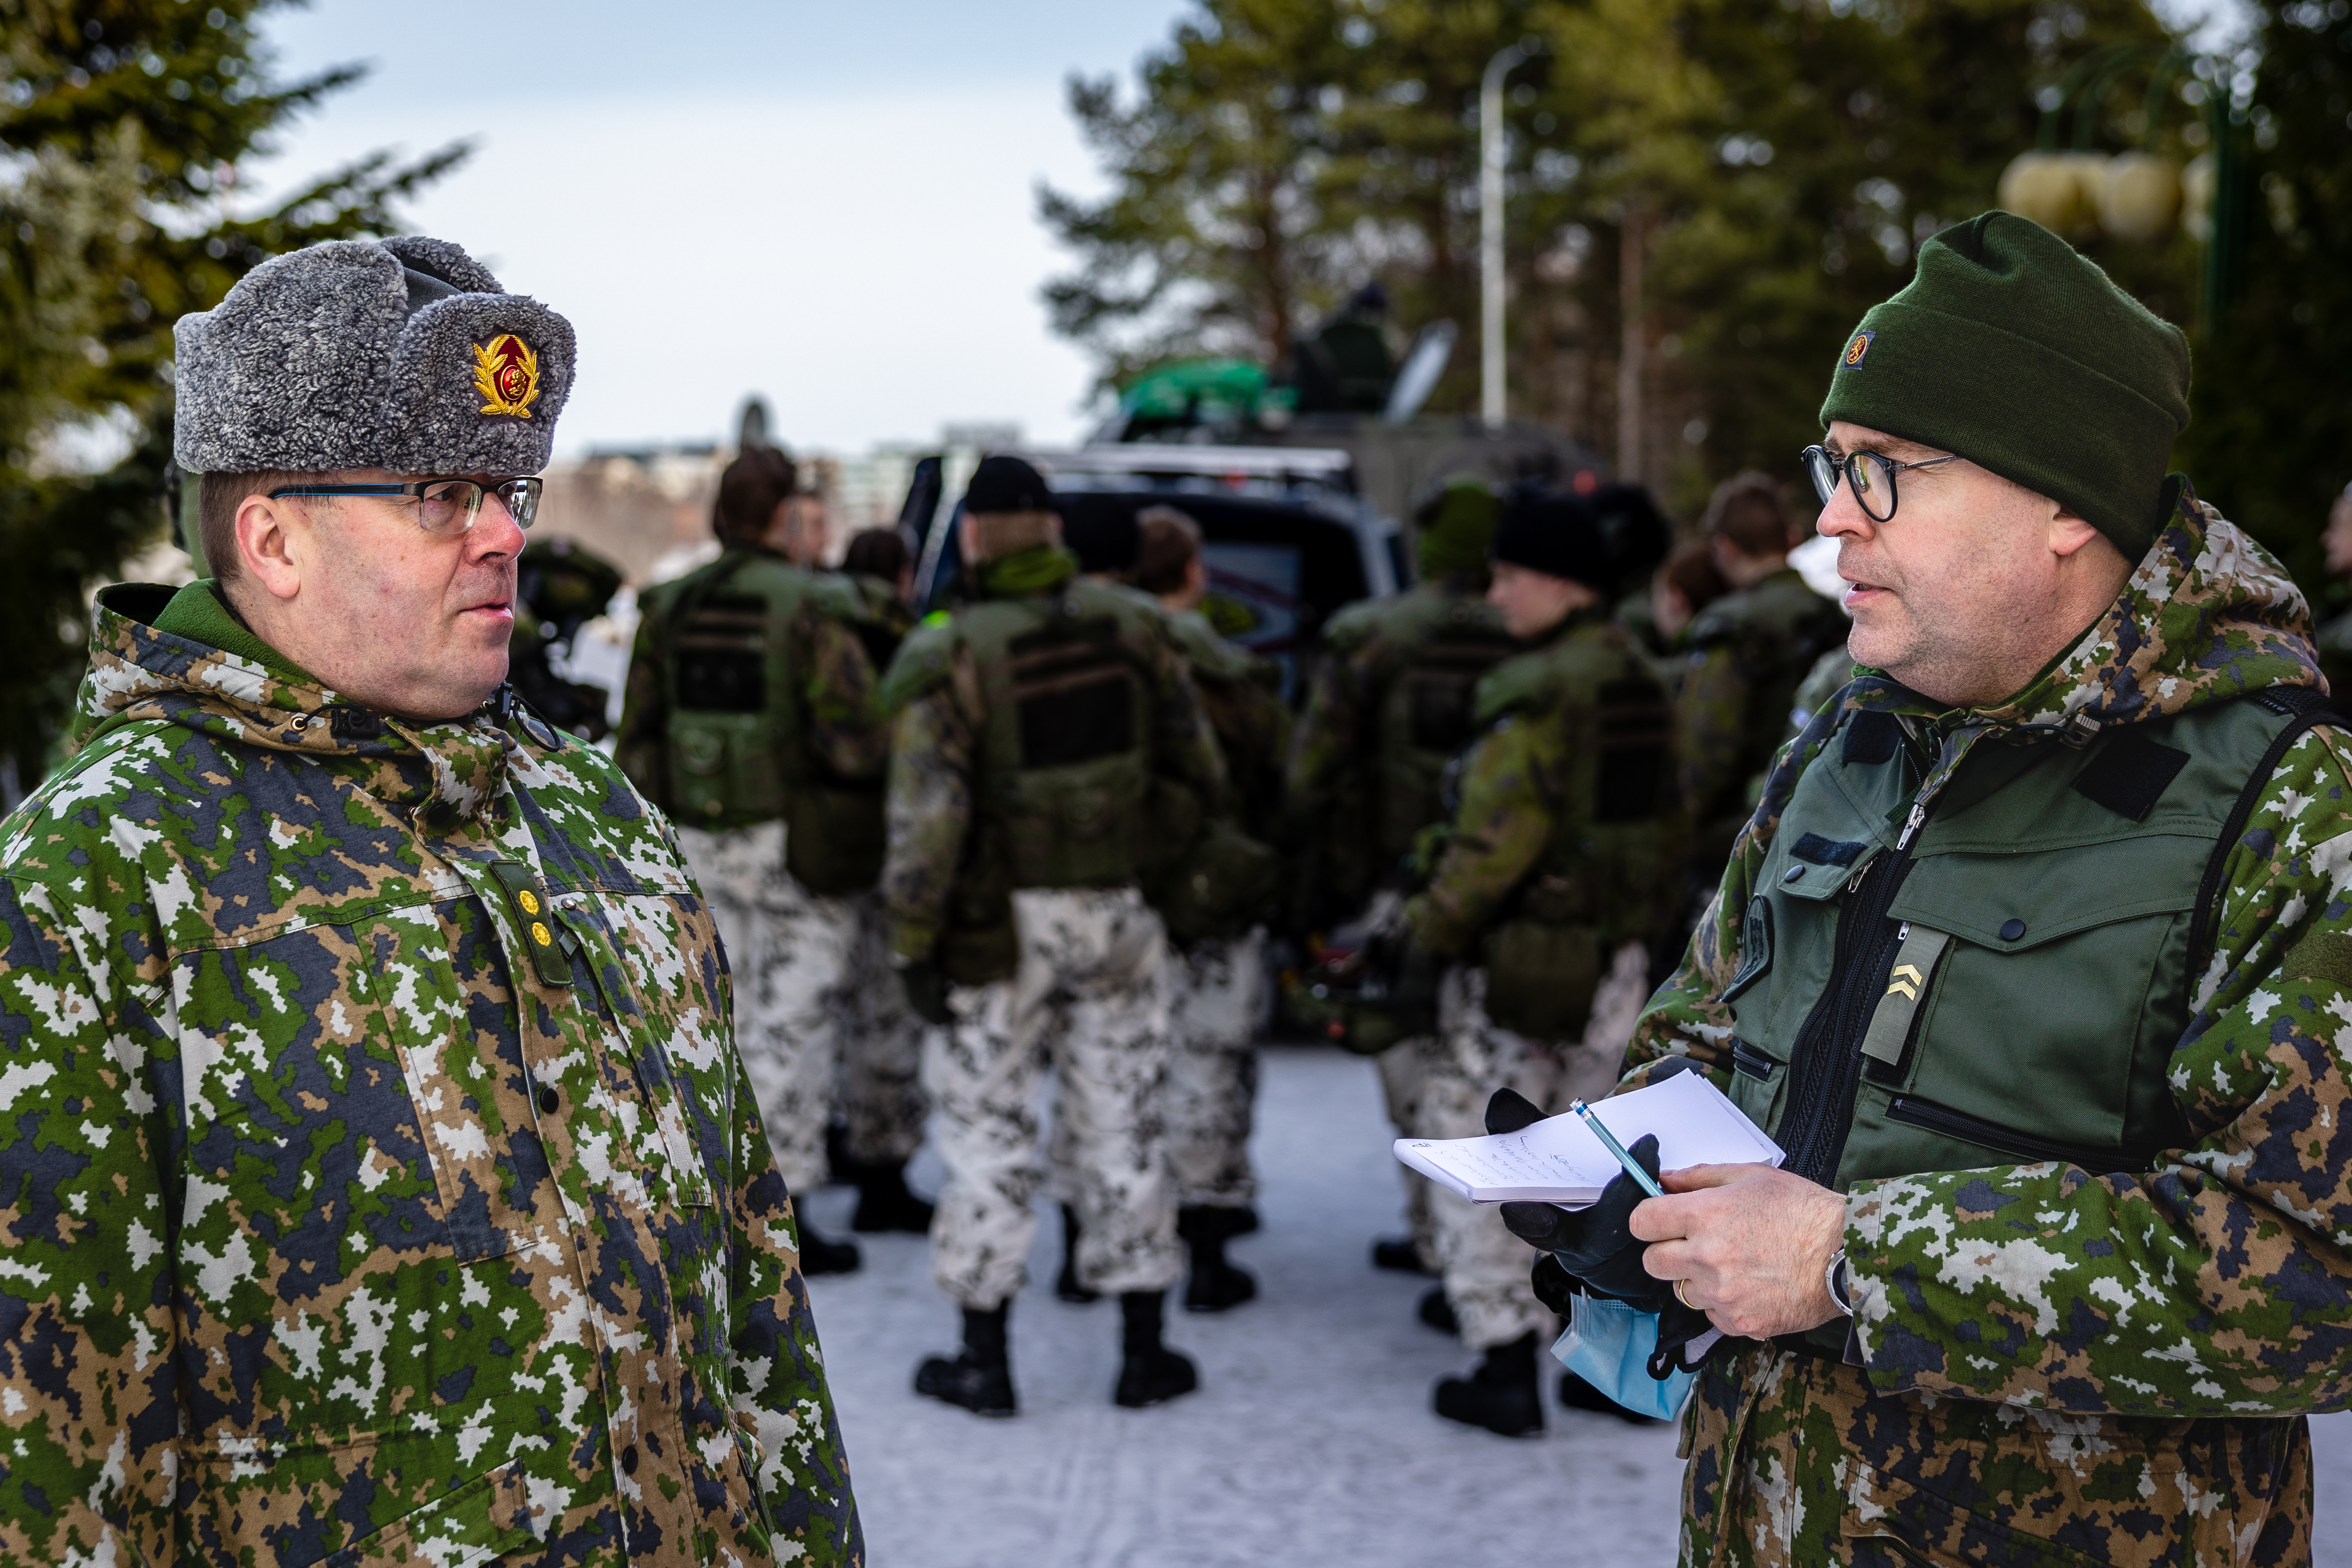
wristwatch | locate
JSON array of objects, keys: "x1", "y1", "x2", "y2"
[{"x1": 1825, "y1": 1248, "x2": 1855, "y2": 1318}]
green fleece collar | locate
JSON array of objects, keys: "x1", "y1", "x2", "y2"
[
  {"x1": 151, "y1": 581, "x2": 317, "y2": 685},
  {"x1": 978, "y1": 545, "x2": 1080, "y2": 598}
]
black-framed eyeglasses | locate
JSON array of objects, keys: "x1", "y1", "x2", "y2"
[
  {"x1": 267, "y1": 477, "x2": 542, "y2": 535},
  {"x1": 1800, "y1": 445, "x2": 1960, "y2": 523}
]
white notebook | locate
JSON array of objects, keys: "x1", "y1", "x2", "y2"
[{"x1": 1393, "y1": 1071, "x2": 1785, "y2": 1206}]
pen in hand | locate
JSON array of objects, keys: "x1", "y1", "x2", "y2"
[{"x1": 1570, "y1": 1099, "x2": 1667, "y2": 1199}]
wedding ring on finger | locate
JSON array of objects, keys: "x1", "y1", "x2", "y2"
[{"x1": 1673, "y1": 1278, "x2": 1696, "y2": 1310}]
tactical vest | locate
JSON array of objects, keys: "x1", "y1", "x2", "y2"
[
  {"x1": 1468, "y1": 618, "x2": 1686, "y2": 1039},
  {"x1": 1371, "y1": 589, "x2": 1521, "y2": 868},
  {"x1": 957, "y1": 581, "x2": 1169, "y2": 894},
  {"x1": 1149, "y1": 603, "x2": 1285, "y2": 943},
  {"x1": 1688, "y1": 569, "x2": 1849, "y2": 818},
  {"x1": 641, "y1": 550, "x2": 885, "y2": 896},
  {"x1": 1722, "y1": 687, "x2": 2331, "y2": 1354}
]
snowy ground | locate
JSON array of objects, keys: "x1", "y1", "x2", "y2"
[{"x1": 801, "y1": 1043, "x2": 2352, "y2": 1568}]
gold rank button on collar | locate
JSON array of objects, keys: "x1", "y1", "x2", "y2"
[{"x1": 489, "y1": 859, "x2": 574, "y2": 988}]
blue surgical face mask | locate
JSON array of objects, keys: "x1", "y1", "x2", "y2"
[{"x1": 1552, "y1": 1291, "x2": 1700, "y2": 1422}]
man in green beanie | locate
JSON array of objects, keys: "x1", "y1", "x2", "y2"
[
  {"x1": 1286, "y1": 472, "x2": 1521, "y2": 1290},
  {"x1": 1510, "y1": 211, "x2": 2334, "y2": 1563}
]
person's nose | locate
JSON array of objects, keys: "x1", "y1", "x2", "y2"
[
  {"x1": 1814, "y1": 481, "x2": 1873, "y2": 543},
  {"x1": 468, "y1": 492, "x2": 527, "y2": 560}
]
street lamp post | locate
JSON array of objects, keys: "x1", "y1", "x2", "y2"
[{"x1": 1481, "y1": 38, "x2": 1541, "y2": 432}]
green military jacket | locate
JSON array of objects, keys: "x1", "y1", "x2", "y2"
[
  {"x1": 1403, "y1": 609, "x2": 1683, "y2": 1038},
  {"x1": 877, "y1": 547, "x2": 1227, "y2": 976},
  {"x1": 0, "y1": 585, "x2": 860, "y2": 1567},
  {"x1": 617, "y1": 549, "x2": 891, "y2": 896},
  {"x1": 1285, "y1": 578, "x2": 1519, "y2": 920},
  {"x1": 1155, "y1": 602, "x2": 1290, "y2": 847},
  {"x1": 1628, "y1": 490, "x2": 2338, "y2": 1566},
  {"x1": 1677, "y1": 565, "x2": 1846, "y2": 844}
]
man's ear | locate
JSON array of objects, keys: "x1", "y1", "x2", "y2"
[
  {"x1": 2047, "y1": 504, "x2": 2108, "y2": 561},
  {"x1": 236, "y1": 493, "x2": 310, "y2": 603}
]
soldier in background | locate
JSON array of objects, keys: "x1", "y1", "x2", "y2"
[
  {"x1": 1124, "y1": 505, "x2": 1290, "y2": 1311},
  {"x1": 1286, "y1": 474, "x2": 1518, "y2": 1287},
  {"x1": 617, "y1": 446, "x2": 900, "y2": 1270},
  {"x1": 1394, "y1": 491, "x2": 1687, "y2": 1436},
  {"x1": 1677, "y1": 471, "x2": 1848, "y2": 875},
  {"x1": 883, "y1": 457, "x2": 1227, "y2": 1416},
  {"x1": 825, "y1": 525, "x2": 935, "y2": 1234},
  {"x1": 507, "y1": 536, "x2": 625, "y2": 739},
  {"x1": 1627, "y1": 539, "x2": 1732, "y2": 675}
]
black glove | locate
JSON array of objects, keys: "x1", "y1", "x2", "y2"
[
  {"x1": 1501, "y1": 1132, "x2": 1670, "y2": 1310},
  {"x1": 897, "y1": 959, "x2": 952, "y2": 1027},
  {"x1": 1484, "y1": 1086, "x2": 1547, "y2": 1135}
]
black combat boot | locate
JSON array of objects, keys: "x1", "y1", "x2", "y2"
[
  {"x1": 1112, "y1": 1290, "x2": 1199, "y2": 1408},
  {"x1": 1371, "y1": 1235, "x2": 1432, "y2": 1273},
  {"x1": 914, "y1": 1304, "x2": 1016, "y2": 1416},
  {"x1": 1054, "y1": 1204, "x2": 1100, "y2": 1304},
  {"x1": 1417, "y1": 1285, "x2": 1460, "y2": 1337},
  {"x1": 850, "y1": 1161, "x2": 935, "y2": 1234},
  {"x1": 797, "y1": 1224, "x2": 861, "y2": 1276},
  {"x1": 1178, "y1": 1204, "x2": 1257, "y2": 1313},
  {"x1": 1433, "y1": 1330, "x2": 1544, "y2": 1437},
  {"x1": 1559, "y1": 1369, "x2": 1662, "y2": 1425}
]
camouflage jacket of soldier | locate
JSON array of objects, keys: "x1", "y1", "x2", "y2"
[
  {"x1": 0, "y1": 584, "x2": 860, "y2": 1567},
  {"x1": 876, "y1": 547, "x2": 1227, "y2": 963},
  {"x1": 1404, "y1": 608, "x2": 1653, "y2": 957},
  {"x1": 1626, "y1": 492, "x2": 2340, "y2": 1565},
  {"x1": 1284, "y1": 577, "x2": 1517, "y2": 921},
  {"x1": 1676, "y1": 565, "x2": 1846, "y2": 833},
  {"x1": 1154, "y1": 602, "x2": 1291, "y2": 846},
  {"x1": 615, "y1": 548, "x2": 891, "y2": 812}
]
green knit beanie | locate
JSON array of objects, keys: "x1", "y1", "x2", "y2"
[
  {"x1": 1818, "y1": 211, "x2": 2190, "y2": 557},
  {"x1": 1415, "y1": 473, "x2": 1500, "y2": 579}
]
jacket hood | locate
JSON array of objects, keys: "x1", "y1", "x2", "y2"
[
  {"x1": 68, "y1": 583, "x2": 552, "y2": 829},
  {"x1": 1850, "y1": 480, "x2": 2316, "y2": 734}
]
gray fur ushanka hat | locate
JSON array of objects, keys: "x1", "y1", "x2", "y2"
[{"x1": 172, "y1": 234, "x2": 576, "y2": 475}]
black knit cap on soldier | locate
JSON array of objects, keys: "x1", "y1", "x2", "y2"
[
  {"x1": 965, "y1": 456, "x2": 1053, "y2": 515},
  {"x1": 1491, "y1": 492, "x2": 1609, "y2": 589}
]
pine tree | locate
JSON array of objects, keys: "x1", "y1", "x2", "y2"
[{"x1": 0, "y1": 0, "x2": 465, "y2": 801}]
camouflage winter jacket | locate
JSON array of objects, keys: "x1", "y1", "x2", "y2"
[
  {"x1": 1626, "y1": 491, "x2": 2338, "y2": 1565},
  {"x1": 0, "y1": 584, "x2": 861, "y2": 1567},
  {"x1": 1676, "y1": 565, "x2": 1846, "y2": 837}
]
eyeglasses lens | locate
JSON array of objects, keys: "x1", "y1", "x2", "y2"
[
  {"x1": 501, "y1": 479, "x2": 540, "y2": 530},
  {"x1": 1803, "y1": 448, "x2": 1838, "y2": 508},
  {"x1": 1854, "y1": 453, "x2": 1896, "y2": 521},
  {"x1": 415, "y1": 480, "x2": 477, "y2": 534}
]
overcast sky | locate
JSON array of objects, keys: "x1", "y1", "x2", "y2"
[{"x1": 247, "y1": 2, "x2": 1191, "y2": 457}]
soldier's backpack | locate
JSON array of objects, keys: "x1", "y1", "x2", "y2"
[{"x1": 632, "y1": 550, "x2": 887, "y2": 896}]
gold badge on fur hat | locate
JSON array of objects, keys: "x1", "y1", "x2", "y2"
[{"x1": 472, "y1": 333, "x2": 542, "y2": 418}]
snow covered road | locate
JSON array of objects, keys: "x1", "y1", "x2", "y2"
[{"x1": 801, "y1": 1043, "x2": 2352, "y2": 1567}]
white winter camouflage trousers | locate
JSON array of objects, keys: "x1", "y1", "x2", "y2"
[
  {"x1": 842, "y1": 893, "x2": 927, "y2": 1168},
  {"x1": 1420, "y1": 942, "x2": 1651, "y2": 1350},
  {"x1": 1162, "y1": 926, "x2": 1265, "y2": 1209},
  {"x1": 1376, "y1": 1032, "x2": 1438, "y2": 1271},
  {"x1": 681, "y1": 820, "x2": 926, "y2": 1193},
  {"x1": 928, "y1": 887, "x2": 1183, "y2": 1309}
]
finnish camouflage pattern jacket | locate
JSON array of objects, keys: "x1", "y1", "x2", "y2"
[
  {"x1": 1630, "y1": 493, "x2": 2343, "y2": 1565},
  {"x1": 0, "y1": 585, "x2": 860, "y2": 1567}
]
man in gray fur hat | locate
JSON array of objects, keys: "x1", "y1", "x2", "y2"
[{"x1": 0, "y1": 237, "x2": 861, "y2": 1567}]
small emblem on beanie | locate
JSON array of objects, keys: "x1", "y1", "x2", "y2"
[
  {"x1": 1843, "y1": 329, "x2": 1876, "y2": 367},
  {"x1": 472, "y1": 334, "x2": 542, "y2": 418}
]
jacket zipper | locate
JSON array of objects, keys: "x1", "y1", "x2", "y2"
[
  {"x1": 1885, "y1": 1094, "x2": 2158, "y2": 1174},
  {"x1": 1774, "y1": 799, "x2": 1928, "y2": 1187}
]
